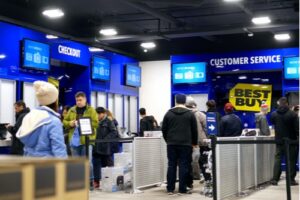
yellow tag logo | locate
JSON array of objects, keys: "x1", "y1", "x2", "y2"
[{"x1": 229, "y1": 83, "x2": 272, "y2": 112}]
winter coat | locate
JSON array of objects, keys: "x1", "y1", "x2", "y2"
[
  {"x1": 7, "y1": 107, "x2": 30, "y2": 155},
  {"x1": 219, "y1": 113, "x2": 242, "y2": 137},
  {"x1": 162, "y1": 106, "x2": 198, "y2": 146},
  {"x1": 139, "y1": 115, "x2": 158, "y2": 136},
  {"x1": 191, "y1": 109, "x2": 207, "y2": 146},
  {"x1": 63, "y1": 105, "x2": 98, "y2": 145},
  {"x1": 94, "y1": 116, "x2": 119, "y2": 155},
  {"x1": 271, "y1": 106, "x2": 299, "y2": 141},
  {"x1": 16, "y1": 106, "x2": 67, "y2": 158},
  {"x1": 255, "y1": 113, "x2": 270, "y2": 136}
]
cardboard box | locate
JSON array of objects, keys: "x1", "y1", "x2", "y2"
[
  {"x1": 101, "y1": 167, "x2": 124, "y2": 192},
  {"x1": 122, "y1": 143, "x2": 133, "y2": 153},
  {"x1": 114, "y1": 152, "x2": 132, "y2": 170}
]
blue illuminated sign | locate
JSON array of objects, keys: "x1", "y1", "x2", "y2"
[
  {"x1": 126, "y1": 65, "x2": 141, "y2": 87},
  {"x1": 284, "y1": 57, "x2": 299, "y2": 79},
  {"x1": 92, "y1": 56, "x2": 110, "y2": 81},
  {"x1": 23, "y1": 39, "x2": 50, "y2": 70},
  {"x1": 172, "y1": 62, "x2": 206, "y2": 84},
  {"x1": 206, "y1": 112, "x2": 218, "y2": 135}
]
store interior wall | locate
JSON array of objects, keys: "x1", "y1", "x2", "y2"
[{"x1": 139, "y1": 60, "x2": 171, "y2": 124}]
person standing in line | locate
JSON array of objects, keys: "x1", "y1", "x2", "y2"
[
  {"x1": 219, "y1": 103, "x2": 242, "y2": 137},
  {"x1": 16, "y1": 81, "x2": 67, "y2": 158},
  {"x1": 255, "y1": 104, "x2": 271, "y2": 136},
  {"x1": 270, "y1": 97, "x2": 299, "y2": 186},
  {"x1": 6, "y1": 101, "x2": 30, "y2": 155},
  {"x1": 185, "y1": 96, "x2": 207, "y2": 189},
  {"x1": 93, "y1": 107, "x2": 118, "y2": 189},
  {"x1": 63, "y1": 91, "x2": 98, "y2": 190},
  {"x1": 61, "y1": 105, "x2": 71, "y2": 155},
  {"x1": 162, "y1": 94, "x2": 198, "y2": 195}
]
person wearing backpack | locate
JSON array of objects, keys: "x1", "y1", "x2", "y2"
[{"x1": 139, "y1": 108, "x2": 158, "y2": 137}]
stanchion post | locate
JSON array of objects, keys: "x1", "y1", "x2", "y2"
[
  {"x1": 211, "y1": 135, "x2": 217, "y2": 200},
  {"x1": 283, "y1": 137, "x2": 291, "y2": 200},
  {"x1": 85, "y1": 136, "x2": 90, "y2": 159}
]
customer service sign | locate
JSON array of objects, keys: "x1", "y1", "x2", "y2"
[{"x1": 229, "y1": 83, "x2": 272, "y2": 112}]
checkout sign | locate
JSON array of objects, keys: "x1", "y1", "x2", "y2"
[{"x1": 229, "y1": 83, "x2": 272, "y2": 112}]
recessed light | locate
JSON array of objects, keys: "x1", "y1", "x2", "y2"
[
  {"x1": 238, "y1": 75, "x2": 247, "y2": 80},
  {"x1": 261, "y1": 79, "x2": 269, "y2": 82},
  {"x1": 46, "y1": 34, "x2": 58, "y2": 39},
  {"x1": 42, "y1": 9, "x2": 64, "y2": 19},
  {"x1": 0, "y1": 54, "x2": 6, "y2": 59},
  {"x1": 89, "y1": 47, "x2": 104, "y2": 52},
  {"x1": 216, "y1": 76, "x2": 221, "y2": 79},
  {"x1": 224, "y1": 0, "x2": 242, "y2": 2},
  {"x1": 143, "y1": 49, "x2": 148, "y2": 53},
  {"x1": 248, "y1": 33, "x2": 254, "y2": 37},
  {"x1": 141, "y1": 42, "x2": 156, "y2": 49},
  {"x1": 99, "y1": 28, "x2": 118, "y2": 36},
  {"x1": 252, "y1": 16, "x2": 271, "y2": 25},
  {"x1": 274, "y1": 33, "x2": 291, "y2": 41},
  {"x1": 252, "y1": 78, "x2": 261, "y2": 80}
]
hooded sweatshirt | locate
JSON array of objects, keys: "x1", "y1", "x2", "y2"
[
  {"x1": 162, "y1": 106, "x2": 198, "y2": 146},
  {"x1": 271, "y1": 106, "x2": 299, "y2": 141},
  {"x1": 17, "y1": 106, "x2": 67, "y2": 158}
]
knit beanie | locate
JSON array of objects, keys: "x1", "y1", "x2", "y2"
[
  {"x1": 175, "y1": 94, "x2": 186, "y2": 105},
  {"x1": 34, "y1": 81, "x2": 59, "y2": 106}
]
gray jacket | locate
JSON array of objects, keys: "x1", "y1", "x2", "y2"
[
  {"x1": 255, "y1": 113, "x2": 270, "y2": 136},
  {"x1": 192, "y1": 109, "x2": 207, "y2": 146}
]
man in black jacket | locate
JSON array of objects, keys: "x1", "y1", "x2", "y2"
[
  {"x1": 219, "y1": 103, "x2": 242, "y2": 137},
  {"x1": 6, "y1": 101, "x2": 30, "y2": 155},
  {"x1": 271, "y1": 97, "x2": 299, "y2": 186},
  {"x1": 93, "y1": 107, "x2": 119, "y2": 189},
  {"x1": 139, "y1": 108, "x2": 158, "y2": 136},
  {"x1": 162, "y1": 94, "x2": 198, "y2": 195}
]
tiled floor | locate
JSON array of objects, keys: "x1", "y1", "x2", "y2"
[{"x1": 89, "y1": 178, "x2": 299, "y2": 200}]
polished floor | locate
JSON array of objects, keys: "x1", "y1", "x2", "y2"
[{"x1": 89, "y1": 177, "x2": 299, "y2": 200}]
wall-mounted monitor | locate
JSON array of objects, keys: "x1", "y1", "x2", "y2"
[
  {"x1": 91, "y1": 56, "x2": 110, "y2": 81},
  {"x1": 22, "y1": 39, "x2": 50, "y2": 71},
  {"x1": 172, "y1": 62, "x2": 206, "y2": 84},
  {"x1": 125, "y1": 65, "x2": 141, "y2": 87},
  {"x1": 284, "y1": 57, "x2": 299, "y2": 79}
]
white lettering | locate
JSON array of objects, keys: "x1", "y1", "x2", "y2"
[{"x1": 58, "y1": 45, "x2": 81, "y2": 58}]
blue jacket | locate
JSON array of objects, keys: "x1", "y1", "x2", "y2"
[{"x1": 16, "y1": 106, "x2": 67, "y2": 158}]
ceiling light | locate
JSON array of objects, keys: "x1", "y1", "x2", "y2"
[
  {"x1": 46, "y1": 34, "x2": 58, "y2": 39},
  {"x1": 0, "y1": 54, "x2": 6, "y2": 59},
  {"x1": 274, "y1": 33, "x2": 291, "y2": 41},
  {"x1": 261, "y1": 79, "x2": 269, "y2": 82},
  {"x1": 252, "y1": 16, "x2": 271, "y2": 25},
  {"x1": 252, "y1": 78, "x2": 261, "y2": 80},
  {"x1": 224, "y1": 0, "x2": 242, "y2": 2},
  {"x1": 141, "y1": 42, "x2": 156, "y2": 49},
  {"x1": 232, "y1": 69, "x2": 240, "y2": 72},
  {"x1": 248, "y1": 33, "x2": 254, "y2": 37},
  {"x1": 99, "y1": 28, "x2": 118, "y2": 36},
  {"x1": 42, "y1": 9, "x2": 64, "y2": 19},
  {"x1": 216, "y1": 76, "x2": 221, "y2": 79},
  {"x1": 143, "y1": 49, "x2": 148, "y2": 53},
  {"x1": 238, "y1": 75, "x2": 247, "y2": 80},
  {"x1": 89, "y1": 47, "x2": 104, "y2": 52}
]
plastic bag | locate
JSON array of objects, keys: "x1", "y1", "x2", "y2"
[{"x1": 70, "y1": 127, "x2": 81, "y2": 147}]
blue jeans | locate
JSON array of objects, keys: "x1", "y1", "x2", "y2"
[
  {"x1": 167, "y1": 145, "x2": 192, "y2": 193},
  {"x1": 71, "y1": 145, "x2": 94, "y2": 181}
]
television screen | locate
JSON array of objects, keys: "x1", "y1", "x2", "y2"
[
  {"x1": 91, "y1": 56, "x2": 110, "y2": 81},
  {"x1": 126, "y1": 65, "x2": 141, "y2": 87},
  {"x1": 284, "y1": 57, "x2": 299, "y2": 79},
  {"x1": 22, "y1": 39, "x2": 50, "y2": 70},
  {"x1": 172, "y1": 62, "x2": 206, "y2": 84}
]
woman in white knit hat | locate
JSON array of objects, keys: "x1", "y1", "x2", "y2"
[{"x1": 16, "y1": 81, "x2": 67, "y2": 157}]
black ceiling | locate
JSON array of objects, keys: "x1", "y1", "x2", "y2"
[{"x1": 0, "y1": 0, "x2": 298, "y2": 60}]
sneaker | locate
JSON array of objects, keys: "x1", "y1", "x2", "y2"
[
  {"x1": 167, "y1": 191, "x2": 175, "y2": 195},
  {"x1": 291, "y1": 180, "x2": 299, "y2": 186},
  {"x1": 178, "y1": 190, "x2": 192, "y2": 195},
  {"x1": 187, "y1": 185, "x2": 193, "y2": 191},
  {"x1": 93, "y1": 180, "x2": 100, "y2": 189},
  {"x1": 270, "y1": 180, "x2": 278, "y2": 186}
]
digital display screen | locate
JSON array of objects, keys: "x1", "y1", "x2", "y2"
[
  {"x1": 23, "y1": 39, "x2": 50, "y2": 70},
  {"x1": 126, "y1": 65, "x2": 141, "y2": 87},
  {"x1": 91, "y1": 56, "x2": 110, "y2": 81},
  {"x1": 284, "y1": 57, "x2": 299, "y2": 79},
  {"x1": 172, "y1": 62, "x2": 206, "y2": 84}
]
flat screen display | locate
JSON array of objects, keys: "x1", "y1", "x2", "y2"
[
  {"x1": 126, "y1": 65, "x2": 141, "y2": 87},
  {"x1": 23, "y1": 39, "x2": 50, "y2": 70},
  {"x1": 284, "y1": 57, "x2": 299, "y2": 79},
  {"x1": 172, "y1": 62, "x2": 206, "y2": 84},
  {"x1": 91, "y1": 56, "x2": 110, "y2": 81}
]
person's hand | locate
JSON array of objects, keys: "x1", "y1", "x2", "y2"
[{"x1": 69, "y1": 120, "x2": 76, "y2": 128}]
